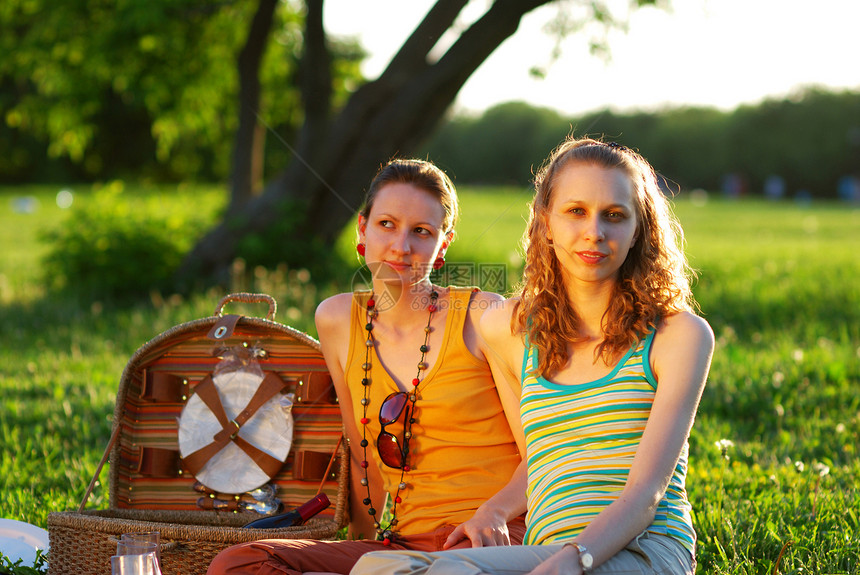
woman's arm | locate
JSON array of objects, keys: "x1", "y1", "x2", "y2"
[
  {"x1": 462, "y1": 293, "x2": 526, "y2": 455},
  {"x1": 528, "y1": 311, "x2": 714, "y2": 575},
  {"x1": 315, "y1": 294, "x2": 386, "y2": 540},
  {"x1": 445, "y1": 297, "x2": 530, "y2": 548},
  {"x1": 476, "y1": 297, "x2": 527, "y2": 456}
]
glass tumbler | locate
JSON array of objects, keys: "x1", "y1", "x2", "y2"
[
  {"x1": 110, "y1": 551, "x2": 159, "y2": 575},
  {"x1": 113, "y1": 539, "x2": 161, "y2": 575},
  {"x1": 121, "y1": 532, "x2": 161, "y2": 568}
]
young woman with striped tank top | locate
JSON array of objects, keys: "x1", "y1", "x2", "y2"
[{"x1": 350, "y1": 137, "x2": 714, "y2": 575}]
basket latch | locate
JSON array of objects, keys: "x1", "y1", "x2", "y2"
[{"x1": 207, "y1": 314, "x2": 243, "y2": 340}]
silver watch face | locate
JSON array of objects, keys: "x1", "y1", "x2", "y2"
[{"x1": 580, "y1": 552, "x2": 594, "y2": 570}]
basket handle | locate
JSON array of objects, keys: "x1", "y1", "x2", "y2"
[
  {"x1": 215, "y1": 293, "x2": 277, "y2": 321},
  {"x1": 317, "y1": 435, "x2": 344, "y2": 494},
  {"x1": 79, "y1": 422, "x2": 122, "y2": 513}
]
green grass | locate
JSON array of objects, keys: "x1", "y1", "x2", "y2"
[
  {"x1": 672, "y1": 197, "x2": 860, "y2": 574},
  {"x1": 1, "y1": 185, "x2": 858, "y2": 574}
]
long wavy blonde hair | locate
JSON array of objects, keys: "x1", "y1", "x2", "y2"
[{"x1": 514, "y1": 136, "x2": 697, "y2": 378}]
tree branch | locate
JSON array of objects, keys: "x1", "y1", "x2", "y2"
[
  {"x1": 303, "y1": 0, "x2": 556, "y2": 243},
  {"x1": 383, "y1": 0, "x2": 468, "y2": 77}
]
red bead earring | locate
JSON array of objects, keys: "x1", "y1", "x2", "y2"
[
  {"x1": 433, "y1": 255, "x2": 445, "y2": 270},
  {"x1": 357, "y1": 243, "x2": 366, "y2": 257}
]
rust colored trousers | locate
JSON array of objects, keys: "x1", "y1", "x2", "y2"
[{"x1": 206, "y1": 517, "x2": 526, "y2": 575}]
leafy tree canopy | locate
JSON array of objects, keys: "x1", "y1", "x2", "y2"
[{"x1": 0, "y1": 0, "x2": 363, "y2": 180}]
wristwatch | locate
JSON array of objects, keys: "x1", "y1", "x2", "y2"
[{"x1": 567, "y1": 541, "x2": 594, "y2": 573}]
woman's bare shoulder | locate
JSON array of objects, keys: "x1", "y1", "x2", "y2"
[
  {"x1": 465, "y1": 289, "x2": 504, "y2": 319},
  {"x1": 657, "y1": 311, "x2": 714, "y2": 344},
  {"x1": 479, "y1": 297, "x2": 520, "y2": 341},
  {"x1": 470, "y1": 289, "x2": 505, "y2": 304},
  {"x1": 652, "y1": 311, "x2": 715, "y2": 369},
  {"x1": 314, "y1": 292, "x2": 354, "y2": 331}
]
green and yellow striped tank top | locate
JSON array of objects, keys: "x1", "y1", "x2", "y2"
[{"x1": 520, "y1": 329, "x2": 695, "y2": 556}]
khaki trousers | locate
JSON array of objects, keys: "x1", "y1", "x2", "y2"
[{"x1": 349, "y1": 532, "x2": 693, "y2": 575}]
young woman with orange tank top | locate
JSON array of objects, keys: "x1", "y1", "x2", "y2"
[
  {"x1": 207, "y1": 159, "x2": 527, "y2": 575},
  {"x1": 350, "y1": 138, "x2": 715, "y2": 575}
]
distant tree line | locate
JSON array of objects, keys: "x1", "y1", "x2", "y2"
[
  {"x1": 3, "y1": 74, "x2": 858, "y2": 200},
  {"x1": 420, "y1": 86, "x2": 860, "y2": 199}
]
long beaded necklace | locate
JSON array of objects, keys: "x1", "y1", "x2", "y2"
[{"x1": 358, "y1": 289, "x2": 438, "y2": 545}]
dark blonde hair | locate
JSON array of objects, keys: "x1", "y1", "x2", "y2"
[
  {"x1": 360, "y1": 158, "x2": 459, "y2": 233},
  {"x1": 514, "y1": 136, "x2": 696, "y2": 378}
]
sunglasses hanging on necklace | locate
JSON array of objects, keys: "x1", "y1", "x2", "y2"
[{"x1": 358, "y1": 289, "x2": 438, "y2": 545}]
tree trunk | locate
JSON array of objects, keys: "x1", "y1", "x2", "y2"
[
  {"x1": 230, "y1": 0, "x2": 278, "y2": 211},
  {"x1": 180, "y1": 0, "x2": 555, "y2": 286}
]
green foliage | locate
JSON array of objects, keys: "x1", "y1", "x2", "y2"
[
  {"x1": 233, "y1": 198, "x2": 352, "y2": 284},
  {"x1": 2, "y1": 186, "x2": 859, "y2": 573},
  {"x1": 427, "y1": 102, "x2": 571, "y2": 186},
  {"x1": 39, "y1": 181, "x2": 224, "y2": 300},
  {"x1": 0, "y1": 550, "x2": 47, "y2": 575},
  {"x1": 423, "y1": 87, "x2": 860, "y2": 199},
  {"x1": 722, "y1": 89, "x2": 860, "y2": 197},
  {"x1": 0, "y1": 0, "x2": 364, "y2": 182}
]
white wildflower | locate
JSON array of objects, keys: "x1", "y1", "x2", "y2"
[
  {"x1": 772, "y1": 372, "x2": 785, "y2": 388},
  {"x1": 715, "y1": 439, "x2": 734, "y2": 460}
]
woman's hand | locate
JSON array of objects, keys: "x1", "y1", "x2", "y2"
[
  {"x1": 525, "y1": 546, "x2": 582, "y2": 575},
  {"x1": 443, "y1": 504, "x2": 511, "y2": 548},
  {"x1": 443, "y1": 460, "x2": 528, "y2": 549}
]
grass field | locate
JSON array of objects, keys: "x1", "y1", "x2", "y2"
[{"x1": 1, "y1": 184, "x2": 858, "y2": 574}]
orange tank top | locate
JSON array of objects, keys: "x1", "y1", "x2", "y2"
[{"x1": 345, "y1": 287, "x2": 520, "y2": 535}]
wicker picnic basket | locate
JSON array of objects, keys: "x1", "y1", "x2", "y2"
[{"x1": 47, "y1": 293, "x2": 350, "y2": 575}]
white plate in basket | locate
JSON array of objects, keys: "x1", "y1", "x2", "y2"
[
  {"x1": 178, "y1": 369, "x2": 293, "y2": 494},
  {"x1": 0, "y1": 518, "x2": 49, "y2": 565}
]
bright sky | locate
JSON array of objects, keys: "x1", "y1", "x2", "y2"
[{"x1": 324, "y1": 0, "x2": 860, "y2": 116}]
